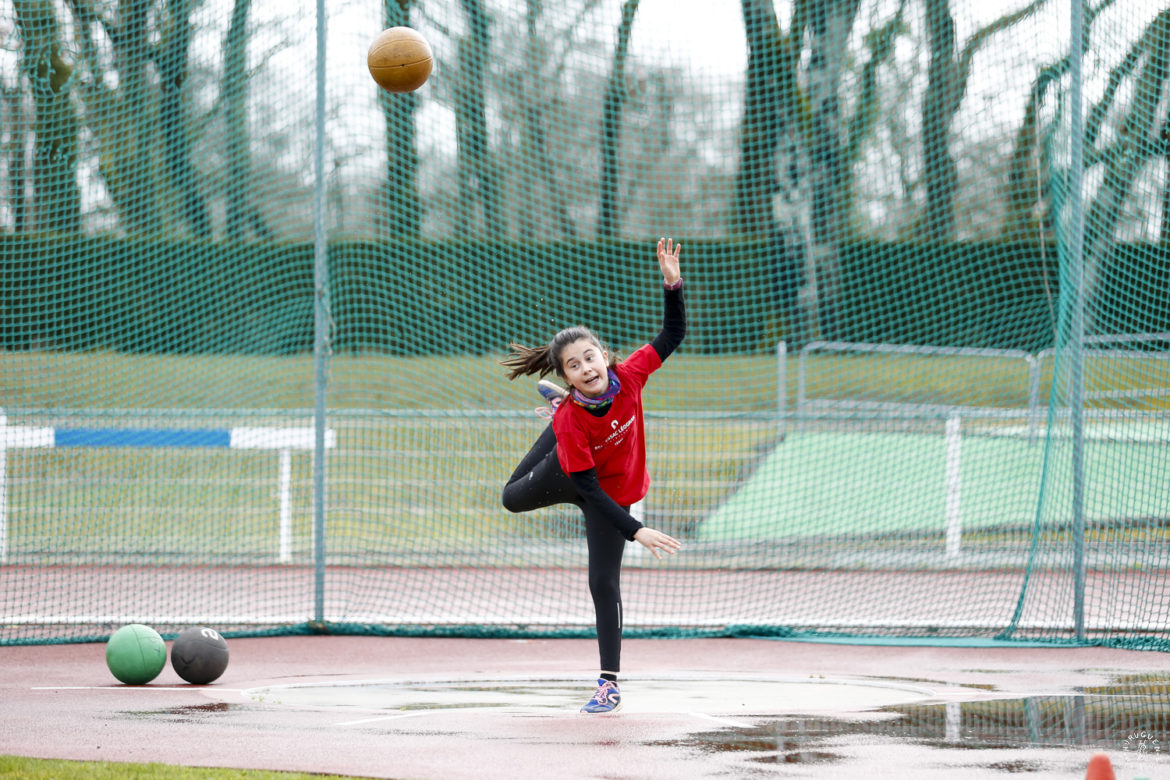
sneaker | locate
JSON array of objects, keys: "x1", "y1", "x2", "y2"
[
  {"x1": 580, "y1": 678, "x2": 622, "y2": 714},
  {"x1": 535, "y1": 379, "x2": 568, "y2": 419}
]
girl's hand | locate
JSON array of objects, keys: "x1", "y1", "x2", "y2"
[
  {"x1": 633, "y1": 526, "x2": 682, "y2": 560},
  {"x1": 656, "y1": 237, "x2": 681, "y2": 286}
]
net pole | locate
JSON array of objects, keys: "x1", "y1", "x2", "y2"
[
  {"x1": 311, "y1": 0, "x2": 329, "y2": 625},
  {"x1": 776, "y1": 341, "x2": 787, "y2": 437},
  {"x1": 278, "y1": 448, "x2": 292, "y2": 563},
  {"x1": 0, "y1": 409, "x2": 7, "y2": 564},
  {"x1": 1068, "y1": 0, "x2": 1087, "y2": 641}
]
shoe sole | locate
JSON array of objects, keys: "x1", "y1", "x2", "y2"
[
  {"x1": 537, "y1": 379, "x2": 568, "y2": 402},
  {"x1": 580, "y1": 701, "x2": 623, "y2": 715}
]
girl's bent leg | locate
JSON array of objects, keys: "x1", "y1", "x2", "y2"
[{"x1": 502, "y1": 424, "x2": 578, "y2": 513}]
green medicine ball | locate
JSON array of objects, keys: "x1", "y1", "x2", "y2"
[{"x1": 105, "y1": 624, "x2": 167, "y2": 685}]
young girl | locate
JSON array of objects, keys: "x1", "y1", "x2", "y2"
[{"x1": 500, "y1": 237, "x2": 685, "y2": 714}]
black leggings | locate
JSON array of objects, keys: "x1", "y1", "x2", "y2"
[{"x1": 502, "y1": 425, "x2": 627, "y2": 674}]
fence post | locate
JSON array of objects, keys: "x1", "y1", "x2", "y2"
[
  {"x1": 312, "y1": 0, "x2": 329, "y2": 625},
  {"x1": 945, "y1": 413, "x2": 962, "y2": 559},
  {"x1": 777, "y1": 341, "x2": 787, "y2": 436},
  {"x1": 1030, "y1": 351, "x2": 1052, "y2": 444},
  {"x1": 279, "y1": 449, "x2": 293, "y2": 563},
  {"x1": 1068, "y1": 0, "x2": 1087, "y2": 643},
  {"x1": 0, "y1": 409, "x2": 6, "y2": 564}
]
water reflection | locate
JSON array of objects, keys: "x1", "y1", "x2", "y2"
[{"x1": 659, "y1": 675, "x2": 1170, "y2": 763}]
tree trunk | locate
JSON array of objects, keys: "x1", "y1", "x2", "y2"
[
  {"x1": 733, "y1": 0, "x2": 784, "y2": 237},
  {"x1": 1005, "y1": 67, "x2": 1059, "y2": 244},
  {"x1": 924, "y1": 0, "x2": 1052, "y2": 241},
  {"x1": 520, "y1": 0, "x2": 575, "y2": 239},
  {"x1": 223, "y1": 0, "x2": 251, "y2": 240},
  {"x1": 13, "y1": 0, "x2": 81, "y2": 233},
  {"x1": 737, "y1": 0, "x2": 812, "y2": 346},
  {"x1": 4, "y1": 84, "x2": 30, "y2": 231},
  {"x1": 805, "y1": 0, "x2": 860, "y2": 340},
  {"x1": 381, "y1": 0, "x2": 422, "y2": 239},
  {"x1": 842, "y1": 0, "x2": 905, "y2": 228},
  {"x1": 456, "y1": 0, "x2": 499, "y2": 235},
  {"x1": 1162, "y1": 119, "x2": 1170, "y2": 241},
  {"x1": 922, "y1": 0, "x2": 958, "y2": 240},
  {"x1": 117, "y1": 0, "x2": 158, "y2": 235},
  {"x1": 1083, "y1": 9, "x2": 1170, "y2": 329},
  {"x1": 159, "y1": 0, "x2": 211, "y2": 238},
  {"x1": 596, "y1": 0, "x2": 638, "y2": 239}
]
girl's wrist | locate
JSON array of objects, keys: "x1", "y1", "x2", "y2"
[{"x1": 663, "y1": 277, "x2": 683, "y2": 290}]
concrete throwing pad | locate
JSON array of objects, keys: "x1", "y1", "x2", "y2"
[{"x1": 241, "y1": 673, "x2": 938, "y2": 717}]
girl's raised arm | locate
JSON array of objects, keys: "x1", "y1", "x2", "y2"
[{"x1": 656, "y1": 237, "x2": 681, "y2": 286}]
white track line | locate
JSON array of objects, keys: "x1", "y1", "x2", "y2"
[
  {"x1": 333, "y1": 711, "x2": 433, "y2": 727},
  {"x1": 31, "y1": 686, "x2": 220, "y2": 691},
  {"x1": 687, "y1": 712, "x2": 756, "y2": 728}
]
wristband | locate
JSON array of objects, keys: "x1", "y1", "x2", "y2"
[{"x1": 663, "y1": 277, "x2": 683, "y2": 290}]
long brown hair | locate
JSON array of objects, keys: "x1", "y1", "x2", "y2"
[{"x1": 500, "y1": 326, "x2": 619, "y2": 381}]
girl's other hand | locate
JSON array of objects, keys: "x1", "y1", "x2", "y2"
[{"x1": 633, "y1": 526, "x2": 682, "y2": 560}]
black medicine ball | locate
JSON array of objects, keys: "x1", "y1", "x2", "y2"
[{"x1": 170, "y1": 626, "x2": 230, "y2": 684}]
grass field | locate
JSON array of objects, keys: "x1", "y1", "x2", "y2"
[
  {"x1": 0, "y1": 756, "x2": 360, "y2": 779},
  {"x1": 4, "y1": 347, "x2": 1165, "y2": 410},
  {"x1": 3, "y1": 348, "x2": 1167, "y2": 562}
]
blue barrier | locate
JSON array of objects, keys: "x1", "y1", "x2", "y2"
[{"x1": 0, "y1": 415, "x2": 334, "y2": 563}]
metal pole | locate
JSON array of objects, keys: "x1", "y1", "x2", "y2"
[
  {"x1": 311, "y1": 0, "x2": 329, "y2": 626},
  {"x1": 0, "y1": 410, "x2": 7, "y2": 564},
  {"x1": 776, "y1": 341, "x2": 787, "y2": 436},
  {"x1": 1068, "y1": 0, "x2": 1087, "y2": 641}
]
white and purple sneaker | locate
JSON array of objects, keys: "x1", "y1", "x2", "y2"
[
  {"x1": 580, "y1": 678, "x2": 622, "y2": 714},
  {"x1": 535, "y1": 379, "x2": 568, "y2": 419}
]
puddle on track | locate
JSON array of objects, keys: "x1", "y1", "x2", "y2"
[
  {"x1": 241, "y1": 673, "x2": 936, "y2": 715},
  {"x1": 656, "y1": 689, "x2": 1170, "y2": 766},
  {"x1": 237, "y1": 673, "x2": 1170, "y2": 767}
]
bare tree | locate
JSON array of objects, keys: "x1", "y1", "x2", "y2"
[
  {"x1": 735, "y1": 0, "x2": 867, "y2": 343},
  {"x1": 455, "y1": 0, "x2": 500, "y2": 235},
  {"x1": 222, "y1": 0, "x2": 271, "y2": 240},
  {"x1": 3, "y1": 79, "x2": 30, "y2": 231},
  {"x1": 1082, "y1": 8, "x2": 1170, "y2": 324},
  {"x1": 733, "y1": 0, "x2": 785, "y2": 238},
  {"x1": 1162, "y1": 119, "x2": 1170, "y2": 241},
  {"x1": 380, "y1": 0, "x2": 423, "y2": 239},
  {"x1": 596, "y1": 0, "x2": 638, "y2": 239},
  {"x1": 921, "y1": 0, "x2": 1049, "y2": 240},
  {"x1": 64, "y1": 0, "x2": 125, "y2": 226},
  {"x1": 841, "y1": 0, "x2": 908, "y2": 232},
  {"x1": 805, "y1": 0, "x2": 863, "y2": 340},
  {"x1": 1003, "y1": 0, "x2": 1119, "y2": 245},
  {"x1": 118, "y1": 0, "x2": 159, "y2": 235},
  {"x1": 518, "y1": 0, "x2": 575, "y2": 239},
  {"x1": 159, "y1": 0, "x2": 211, "y2": 238},
  {"x1": 13, "y1": 0, "x2": 81, "y2": 233}
]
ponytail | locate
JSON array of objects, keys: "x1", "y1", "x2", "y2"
[
  {"x1": 500, "y1": 342, "x2": 554, "y2": 381},
  {"x1": 501, "y1": 326, "x2": 617, "y2": 382}
]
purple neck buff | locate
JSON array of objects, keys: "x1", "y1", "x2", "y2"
[{"x1": 570, "y1": 375, "x2": 622, "y2": 410}]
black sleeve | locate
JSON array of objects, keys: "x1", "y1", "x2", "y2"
[
  {"x1": 568, "y1": 469, "x2": 644, "y2": 541},
  {"x1": 650, "y1": 284, "x2": 686, "y2": 362}
]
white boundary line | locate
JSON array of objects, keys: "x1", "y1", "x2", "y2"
[{"x1": 230, "y1": 673, "x2": 945, "y2": 726}]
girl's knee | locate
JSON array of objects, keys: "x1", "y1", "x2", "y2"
[
  {"x1": 501, "y1": 485, "x2": 524, "y2": 514},
  {"x1": 588, "y1": 573, "x2": 620, "y2": 602}
]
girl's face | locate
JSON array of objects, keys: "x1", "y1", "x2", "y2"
[{"x1": 559, "y1": 338, "x2": 610, "y2": 398}]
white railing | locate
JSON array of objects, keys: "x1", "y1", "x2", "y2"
[
  {"x1": 0, "y1": 411, "x2": 334, "y2": 564},
  {"x1": 787, "y1": 334, "x2": 1170, "y2": 441}
]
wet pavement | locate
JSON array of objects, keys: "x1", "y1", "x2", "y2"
[
  {"x1": 223, "y1": 672, "x2": 1170, "y2": 777},
  {"x1": 3, "y1": 637, "x2": 1170, "y2": 779}
]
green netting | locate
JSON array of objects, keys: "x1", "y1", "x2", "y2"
[{"x1": 1, "y1": 0, "x2": 1168, "y2": 649}]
